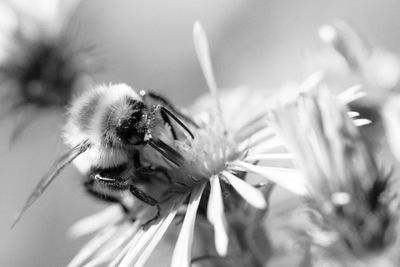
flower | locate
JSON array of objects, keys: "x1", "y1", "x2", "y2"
[
  {"x1": 67, "y1": 22, "x2": 300, "y2": 267},
  {"x1": 315, "y1": 19, "x2": 400, "y2": 104},
  {"x1": 0, "y1": 0, "x2": 92, "y2": 140},
  {"x1": 383, "y1": 95, "x2": 400, "y2": 163},
  {"x1": 267, "y1": 82, "x2": 398, "y2": 261}
]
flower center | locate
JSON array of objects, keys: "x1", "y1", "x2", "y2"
[{"x1": 173, "y1": 118, "x2": 240, "y2": 183}]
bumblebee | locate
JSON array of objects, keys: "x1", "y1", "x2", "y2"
[{"x1": 13, "y1": 83, "x2": 197, "y2": 227}]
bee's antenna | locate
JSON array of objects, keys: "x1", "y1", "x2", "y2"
[
  {"x1": 11, "y1": 139, "x2": 91, "y2": 229},
  {"x1": 160, "y1": 106, "x2": 194, "y2": 139},
  {"x1": 148, "y1": 139, "x2": 183, "y2": 166},
  {"x1": 193, "y1": 21, "x2": 226, "y2": 133}
]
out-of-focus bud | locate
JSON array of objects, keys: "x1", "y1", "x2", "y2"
[{"x1": 315, "y1": 20, "x2": 400, "y2": 105}]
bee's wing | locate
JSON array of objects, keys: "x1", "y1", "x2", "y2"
[{"x1": 11, "y1": 139, "x2": 91, "y2": 228}]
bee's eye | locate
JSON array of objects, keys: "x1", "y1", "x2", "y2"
[
  {"x1": 115, "y1": 103, "x2": 146, "y2": 143},
  {"x1": 130, "y1": 107, "x2": 144, "y2": 121}
]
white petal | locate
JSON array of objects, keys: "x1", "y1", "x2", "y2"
[
  {"x1": 134, "y1": 209, "x2": 178, "y2": 267},
  {"x1": 234, "y1": 113, "x2": 269, "y2": 142},
  {"x1": 347, "y1": 111, "x2": 360, "y2": 118},
  {"x1": 82, "y1": 223, "x2": 138, "y2": 267},
  {"x1": 0, "y1": 2, "x2": 16, "y2": 62},
  {"x1": 68, "y1": 205, "x2": 123, "y2": 238},
  {"x1": 109, "y1": 229, "x2": 146, "y2": 267},
  {"x1": 12, "y1": 0, "x2": 81, "y2": 26},
  {"x1": 244, "y1": 153, "x2": 293, "y2": 161},
  {"x1": 240, "y1": 136, "x2": 284, "y2": 154},
  {"x1": 118, "y1": 222, "x2": 162, "y2": 267},
  {"x1": 299, "y1": 71, "x2": 324, "y2": 92},
  {"x1": 221, "y1": 171, "x2": 266, "y2": 209},
  {"x1": 353, "y1": 118, "x2": 371, "y2": 126},
  {"x1": 67, "y1": 226, "x2": 117, "y2": 267},
  {"x1": 12, "y1": 0, "x2": 58, "y2": 24},
  {"x1": 171, "y1": 183, "x2": 206, "y2": 267},
  {"x1": 207, "y1": 176, "x2": 229, "y2": 256},
  {"x1": 193, "y1": 21, "x2": 225, "y2": 128},
  {"x1": 383, "y1": 96, "x2": 400, "y2": 162},
  {"x1": 193, "y1": 21, "x2": 218, "y2": 100},
  {"x1": 230, "y1": 161, "x2": 308, "y2": 196},
  {"x1": 239, "y1": 128, "x2": 275, "y2": 149},
  {"x1": 0, "y1": 1, "x2": 17, "y2": 37},
  {"x1": 337, "y1": 85, "x2": 365, "y2": 103}
]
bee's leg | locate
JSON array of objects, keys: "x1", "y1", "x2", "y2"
[
  {"x1": 133, "y1": 150, "x2": 142, "y2": 169},
  {"x1": 129, "y1": 184, "x2": 161, "y2": 228},
  {"x1": 136, "y1": 166, "x2": 173, "y2": 184},
  {"x1": 84, "y1": 179, "x2": 130, "y2": 215},
  {"x1": 133, "y1": 150, "x2": 172, "y2": 183},
  {"x1": 142, "y1": 91, "x2": 199, "y2": 128},
  {"x1": 158, "y1": 105, "x2": 194, "y2": 139}
]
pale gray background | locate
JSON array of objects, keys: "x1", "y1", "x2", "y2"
[{"x1": 1, "y1": 0, "x2": 400, "y2": 266}]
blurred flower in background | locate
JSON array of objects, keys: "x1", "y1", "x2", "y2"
[
  {"x1": 0, "y1": 0, "x2": 93, "y2": 142},
  {"x1": 312, "y1": 20, "x2": 400, "y2": 106},
  {"x1": 383, "y1": 96, "x2": 400, "y2": 163},
  {"x1": 311, "y1": 19, "x2": 400, "y2": 154},
  {"x1": 268, "y1": 82, "x2": 398, "y2": 266}
]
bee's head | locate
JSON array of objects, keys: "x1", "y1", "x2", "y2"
[
  {"x1": 114, "y1": 99, "x2": 147, "y2": 145},
  {"x1": 66, "y1": 83, "x2": 148, "y2": 149}
]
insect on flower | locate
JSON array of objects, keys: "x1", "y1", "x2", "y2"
[
  {"x1": 65, "y1": 22, "x2": 302, "y2": 267},
  {"x1": 12, "y1": 82, "x2": 199, "y2": 227},
  {"x1": 14, "y1": 22, "x2": 301, "y2": 267}
]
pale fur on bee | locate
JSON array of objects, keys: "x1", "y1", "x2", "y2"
[{"x1": 63, "y1": 83, "x2": 144, "y2": 173}]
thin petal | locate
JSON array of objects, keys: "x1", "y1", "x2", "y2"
[
  {"x1": 118, "y1": 222, "x2": 162, "y2": 267},
  {"x1": 244, "y1": 153, "x2": 293, "y2": 161},
  {"x1": 230, "y1": 161, "x2": 308, "y2": 196},
  {"x1": 171, "y1": 183, "x2": 206, "y2": 267},
  {"x1": 82, "y1": 223, "x2": 139, "y2": 267},
  {"x1": 221, "y1": 171, "x2": 267, "y2": 209},
  {"x1": 134, "y1": 209, "x2": 179, "y2": 267},
  {"x1": 0, "y1": 1, "x2": 17, "y2": 40},
  {"x1": 109, "y1": 229, "x2": 146, "y2": 267},
  {"x1": 299, "y1": 71, "x2": 324, "y2": 92},
  {"x1": 337, "y1": 85, "x2": 365, "y2": 103},
  {"x1": 239, "y1": 128, "x2": 275, "y2": 149},
  {"x1": 235, "y1": 113, "x2": 269, "y2": 142},
  {"x1": 193, "y1": 21, "x2": 218, "y2": 101},
  {"x1": 67, "y1": 226, "x2": 117, "y2": 267},
  {"x1": 193, "y1": 21, "x2": 225, "y2": 129},
  {"x1": 68, "y1": 205, "x2": 123, "y2": 238},
  {"x1": 347, "y1": 111, "x2": 360, "y2": 118},
  {"x1": 240, "y1": 136, "x2": 284, "y2": 154},
  {"x1": 207, "y1": 176, "x2": 228, "y2": 256},
  {"x1": 383, "y1": 96, "x2": 400, "y2": 162},
  {"x1": 353, "y1": 118, "x2": 371, "y2": 126}
]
